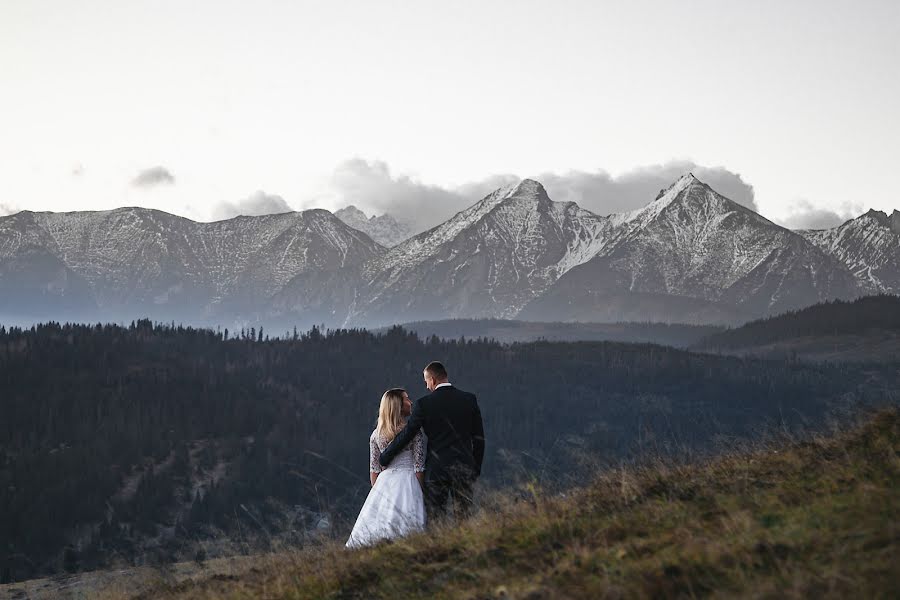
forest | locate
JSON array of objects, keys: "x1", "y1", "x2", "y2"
[
  {"x1": 694, "y1": 295, "x2": 900, "y2": 350},
  {"x1": 385, "y1": 319, "x2": 721, "y2": 347},
  {"x1": 1, "y1": 319, "x2": 897, "y2": 583}
]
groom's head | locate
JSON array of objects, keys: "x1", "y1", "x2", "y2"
[{"x1": 423, "y1": 361, "x2": 448, "y2": 391}]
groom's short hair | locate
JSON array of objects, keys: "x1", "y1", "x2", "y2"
[{"x1": 424, "y1": 361, "x2": 448, "y2": 380}]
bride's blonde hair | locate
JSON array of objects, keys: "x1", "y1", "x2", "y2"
[{"x1": 376, "y1": 388, "x2": 407, "y2": 441}]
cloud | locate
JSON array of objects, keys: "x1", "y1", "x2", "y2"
[
  {"x1": 319, "y1": 158, "x2": 757, "y2": 235},
  {"x1": 0, "y1": 202, "x2": 20, "y2": 216},
  {"x1": 323, "y1": 158, "x2": 486, "y2": 233},
  {"x1": 534, "y1": 161, "x2": 758, "y2": 215},
  {"x1": 131, "y1": 166, "x2": 175, "y2": 188},
  {"x1": 211, "y1": 191, "x2": 293, "y2": 221},
  {"x1": 777, "y1": 199, "x2": 862, "y2": 230}
]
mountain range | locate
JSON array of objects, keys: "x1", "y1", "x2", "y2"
[
  {"x1": 333, "y1": 205, "x2": 413, "y2": 247},
  {"x1": 1, "y1": 173, "x2": 897, "y2": 329}
]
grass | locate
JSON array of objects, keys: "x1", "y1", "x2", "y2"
[{"x1": 123, "y1": 409, "x2": 899, "y2": 599}]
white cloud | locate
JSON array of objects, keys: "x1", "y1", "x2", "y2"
[
  {"x1": 321, "y1": 158, "x2": 477, "y2": 233},
  {"x1": 777, "y1": 199, "x2": 863, "y2": 230},
  {"x1": 0, "y1": 202, "x2": 20, "y2": 216},
  {"x1": 316, "y1": 158, "x2": 757, "y2": 234},
  {"x1": 210, "y1": 191, "x2": 293, "y2": 221},
  {"x1": 535, "y1": 161, "x2": 758, "y2": 215}
]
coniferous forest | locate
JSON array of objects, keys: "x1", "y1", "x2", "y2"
[
  {"x1": 694, "y1": 295, "x2": 900, "y2": 350},
  {"x1": 1, "y1": 320, "x2": 897, "y2": 583}
]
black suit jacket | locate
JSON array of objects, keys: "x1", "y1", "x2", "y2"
[{"x1": 379, "y1": 385, "x2": 485, "y2": 481}]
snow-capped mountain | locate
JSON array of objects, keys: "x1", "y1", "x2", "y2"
[
  {"x1": 346, "y1": 179, "x2": 612, "y2": 326},
  {"x1": 0, "y1": 174, "x2": 893, "y2": 329},
  {"x1": 0, "y1": 208, "x2": 384, "y2": 326},
  {"x1": 334, "y1": 205, "x2": 413, "y2": 247},
  {"x1": 800, "y1": 209, "x2": 900, "y2": 294},
  {"x1": 520, "y1": 174, "x2": 862, "y2": 323}
]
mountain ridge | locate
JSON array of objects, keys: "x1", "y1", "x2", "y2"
[{"x1": 1, "y1": 175, "x2": 897, "y2": 329}]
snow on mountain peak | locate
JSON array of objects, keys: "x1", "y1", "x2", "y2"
[
  {"x1": 333, "y1": 205, "x2": 412, "y2": 247},
  {"x1": 859, "y1": 209, "x2": 900, "y2": 235},
  {"x1": 610, "y1": 172, "x2": 701, "y2": 228},
  {"x1": 510, "y1": 178, "x2": 546, "y2": 197},
  {"x1": 653, "y1": 172, "x2": 698, "y2": 201}
]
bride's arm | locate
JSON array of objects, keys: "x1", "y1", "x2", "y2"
[
  {"x1": 413, "y1": 429, "x2": 426, "y2": 489},
  {"x1": 369, "y1": 434, "x2": 383, "y2": 487}
]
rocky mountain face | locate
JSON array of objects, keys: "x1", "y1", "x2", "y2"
[
  {"x1": 334, "y1": 205, "x2": 413, "y2": 247},
  {"x1": 519, "y1": 175, "x2": 861, "y2": 324},
  {"x1": 800, "y1": 209, "x2": 900, "y2": 295},
  {"x1": 0, "y1": 208, "x2": 384, "y2": 328},
  {"x1": 0, "y1": 174, "x2": 895, "y2": 329},
  {"x1": 346, "y1": 179, "x2": 612, "y2": 326}
]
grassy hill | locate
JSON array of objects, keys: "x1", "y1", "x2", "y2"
[
  {"x1": 693, "y1": 295, "x2": 900, "y2": 362},
  {"x1": 9, "y1": 321, "x2": 890, "y2": 584},
  {"x1": 98, "y1": 408, "x2": 900, "y2": 600}
]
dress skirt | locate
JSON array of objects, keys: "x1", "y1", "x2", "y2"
[{"x1": 345, "y1": 466, "x2": 426, "y2": 548}]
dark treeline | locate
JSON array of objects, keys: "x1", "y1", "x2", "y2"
[
  {"x1": 1, "y1": 320, "x2": 897, "y2": 583},
  {"x1": 694, "y1": 295, "x2": 900, "y2": 351},
  {"x1": 387, "y1": 319, "x2": 723, "y2": 347}
]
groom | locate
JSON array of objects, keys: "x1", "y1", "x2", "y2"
[{"x1": 379, "y1": 361, "x2": 485, "y2": 522}]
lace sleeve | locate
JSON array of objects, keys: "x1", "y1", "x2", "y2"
[
  {"x1": 413, "y1": 429, "x2": 426, "y2": 473},
  {"x1": 369, "y1": 433, "x2": 383, "y2": 474}
]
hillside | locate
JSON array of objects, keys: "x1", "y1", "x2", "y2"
[
  {"x1": 389, "y1": 319, "x2": 722, "y2": 347},
  {"x1": 3, "y1": 321, "x2": 897, "y2": 584},
  {"x1": 693, "y1": 295, "x2": 900, "y2": 362},
  {"x1": 65, "y1": 408, "x2": 897, "y2": 599}
]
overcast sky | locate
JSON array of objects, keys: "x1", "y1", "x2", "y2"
[{"x1": 1, "y1": 0, "x2": 897, "y2": 229}]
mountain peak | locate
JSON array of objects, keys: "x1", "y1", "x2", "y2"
[
  {"x1": 654, "y1": 172, "x2": 699, "y2": 201},
  {"x1": 333, "y1": 205, "x2": 411, "y2": 247},
  {"x1": 498, "y1": 178, "x2": 550, "y2": 204},
  {"x1": 890, "y1": 210, "x2": 900, "y2": 235},
  {"x1": 334, "y1": 205, "x2": 369, "y2": 222},
  {"x1": 860, "y1": 209, "x2": 900, "y2": 234}
]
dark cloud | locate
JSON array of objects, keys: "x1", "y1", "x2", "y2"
[
  {"x1": 324, "y1": 159, "x2": 757, "y2": 235},
  {"x1": 777, "y1": 199, "x2": 861, "y2": 230},
  {"x1": 131, "y1": 166, "x2": 175, "y2": 188},
  {"x1": 534, "y1": 161, "x2": 758, "y2": 216},
  {"x1": 211, "y1": 191, "x2": 293, "y2": 221}
]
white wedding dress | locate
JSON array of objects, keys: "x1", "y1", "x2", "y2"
[{"x1": 345, "y1": 425, "x2": 427, "y2": 548}]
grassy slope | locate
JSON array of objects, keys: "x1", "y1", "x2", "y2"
[{"x1": 131, "y1": 410, "x2": 899, "y2": 599}]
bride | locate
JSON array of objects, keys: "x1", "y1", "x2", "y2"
[{"x1": 346, "y1": 388, "x2": 426, "y2": 548}]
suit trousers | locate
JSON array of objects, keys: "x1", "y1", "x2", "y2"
[{"x1": 424, "y1": 473, "x2": 475, "y2": 524}]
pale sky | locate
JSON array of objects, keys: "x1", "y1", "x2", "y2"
[{"x1": 1, "y1": 0, "x2": 898, "y2": 227}]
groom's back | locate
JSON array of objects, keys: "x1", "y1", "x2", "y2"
[{"x1": 418, "y1": 385, "x2": 484, "y2": 478}]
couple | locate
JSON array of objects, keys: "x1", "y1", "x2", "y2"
[{"x1": 346, "y1": 361, "x2": 485, "y2": 548}]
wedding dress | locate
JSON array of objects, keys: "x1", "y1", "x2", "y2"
[{"x1": 345, "y1": 425, "x2": 426, "y2": 548}]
